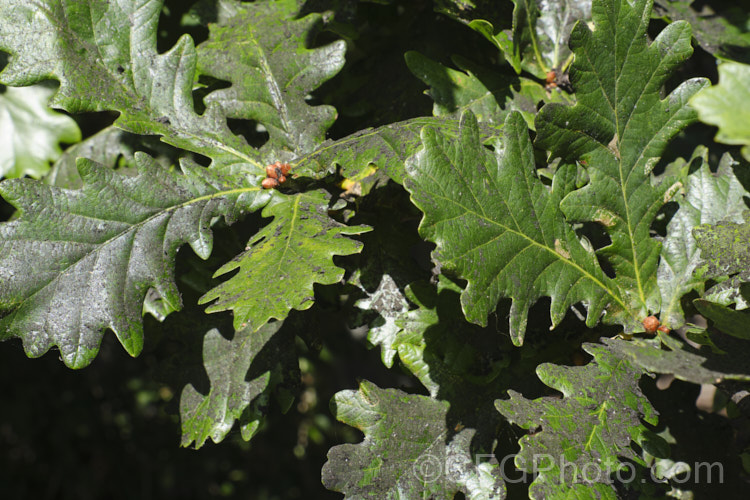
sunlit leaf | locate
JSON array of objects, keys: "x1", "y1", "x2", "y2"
[
  {"x1": 180, "y1": 320, "x2": 298, "y2": 447},
  {"x1": 496, "y1": 342, "x2": 658, "y2": 498},
  {"x1": 536, "y1": 0, "x2": 709, "y2": 318},
  {"x1": 405, "y1": 110, "x2": 625, "y2": 343},
  {"x1": 0, "y1": 155, "x2": 267, "y2": 368},
  {"x1": 690, "y1": 62, "x2": 750, "y2": 162},
  {"x1": 0, "y1": 84, "x2": 80, "y2": 179},
  {"x1": 657, "y1": 148, "x2": 749, "y2": 328},
  {"x1": 322, "y1": 380, "x2": 506, "y2": 499},
  {"x1": 200, "y1": 190, "x2": 370, "y2": 331}
]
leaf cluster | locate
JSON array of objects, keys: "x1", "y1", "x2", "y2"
[{"x1": 1, "y1": 0, "x2": 749, "y2": 498}]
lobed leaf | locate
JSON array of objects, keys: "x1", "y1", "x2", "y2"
[
  {"x1": 353, "y1": 273, "x2": 409, "y2": 369},
  {"x1": 196, "y1": 0, "x2": 345, "y2": 159},
  {"x1": 180, "y1": 320, "x2": 298, "y2": 448},
  {"x1": 297, "y1": 116, "x2": 503, "y2": 184},
  {"x1": 454, "y1": 0, "x2": 591, "y2": 78},
  {"x1": 0, "y1": 83, "x2": 80, "y2": 179},
  {"x1": 603, "y1": 333, "x2": 750, "y2": 385},
  {"x1": 405, "y1": 110, "x2": 625, "y2": 344},
  {"x1": 653, "y1": 0, "x2": 750, "y2": 64},
  {"x1": 694, "y1": 295, "x2": 750, "y2": 341},
  {"x1": 532, "y1": 0, "x2": 592, "y2": 72},
  {"x1": 0, "y1": 0, "x2": 259, "y2": 171},
  {"x1": 657, "y1": 148, "x2": 749, "y2": 328},
  {"x1": 535, "y1": 0, "x2": 709, "y2": 318},
  {"x1": 0, "y1": 155, "x2": 268, "y2": 368},
  {"x1": 690, "y1": 61, "x2": 750, "y2": 162},
  {"x1": 322, "y1": 380, "x2": 506, "y2": 499},
  {"x1": 45, "y1": 126, "x2": 176, "y2": 189},
  {"x1": 406, "y1": 51, "x2": 518, "y2": 125},
  {"x1": 199, "y1": 189, "x2": 370, "y2": 331},
  {"x1": 495, "y1": 342, "x2": 658, "y2": 498}
]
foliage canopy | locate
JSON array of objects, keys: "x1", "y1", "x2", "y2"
[{"x1": 1, "y1": 0, "x2": 749, "y2": 498}]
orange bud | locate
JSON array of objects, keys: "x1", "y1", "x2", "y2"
[{"x1": 262, "y1": 177, "x2": 279, "y2": 189}]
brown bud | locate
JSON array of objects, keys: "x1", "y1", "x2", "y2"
[
  {"x1": 266, "y1": 162, "x2": 282, "y2": 179},
  {"x1": 642, "y1": 316, "x2": 660, "y2": 334}
]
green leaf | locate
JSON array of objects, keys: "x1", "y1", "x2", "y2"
[
  {"x1": 434, "y1": 0, "x2": 536, "y2": 75},
  {"x1": 536, "y1": 0, "x2": 709, "y2": 317},
  {"x1": 404, "y1": 110, "x2": 625, "y2": 344},
  {"x1": 390, "y1": 279, "x2": 510, "y2": 486},
  {"x1": 0, "y1": 0, "x2": 260, "y2": 171},
  {"x1": 404, "y1": 52, "x2": 569, "y2": 129},
  {"x1": 694, "y1": 296, "x2": 750, "y2": 341},
  {"x1": 361, "y1": 275, "x2": 511, "y2": 475},
  {"x1": 321, "y1": 381, "x2": 506, "y2": 499},
  {"x1": 506, "y1": 0, "x2": 538, "y2": 74},
  {"x1": 354, "y1": 274, "x2": 410, "y2": 369},
  {"x1": 0, "y1": 154, "x2": 267, "y2": 368},
  {"x1": 690, "y1": 62, "x2": 750, "y2": 162},
  {"x1": 653, "y1": 0, "x2": 750, "y2": 64},
  {"x1": 532, "y1": 0, "x2": 592, "y2": 71},
  {"x1": 603, "y1": 334, "x2": 750, "y2": 384},
  {"x1": 345, "y1": 186, "x2": 428, "y2": 368},
  {"x1": 45, "y1": 126, "x2": 176, "y2": 189},
  {"x1": 394, "y1": 277, "x2": 508, "y2": 397},
  {"x1": 657, "y1": 148, "x2": 749, "y2": 328},
  {"x1": 180, "y1": 320, "x2": 298, "y2": 448},
  {"x1": 693, "y1": 214, "x2": 750, "y2": 287},
  {"x1": 297, "y1": 116, "x2": 503, "y2": 184},
  {"x1": 199, "y1": 190, "x2": 370, "y2": 331},
  {"x1": 495, "y1": 342, "x2": 657, "y2": 498},
  {"x1": 405, "y1": 51, "x2": 516, "y2": 124},
  {"x1": 466, "y1": 18, "x2": 518, "y2": 72},
  {"x1": 462, "y1": 0, "x2": 592, "y2": 78},
  {"x1": 433, "y1": 0, "x2": 513, "y2": 29},
  {"x1": 0, "y1": 84, "x2": 80, "y2": 179},
  {"x1": 196, "y1": 0, "x2": 345, "y2": 158}
]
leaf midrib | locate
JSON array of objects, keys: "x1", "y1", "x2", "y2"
[
  {"x1": 33, "y1": 1, "x2": 261, "y2": 170},
  {"x1": 586, "y1": 10, "x2": 648, "y2": 309},
  {"x1": 4, "y1": 185, "x2": 260, "y2": 333},
  {"x1": 422, "y1": 187, "x2": 627, "y2": 312}
]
